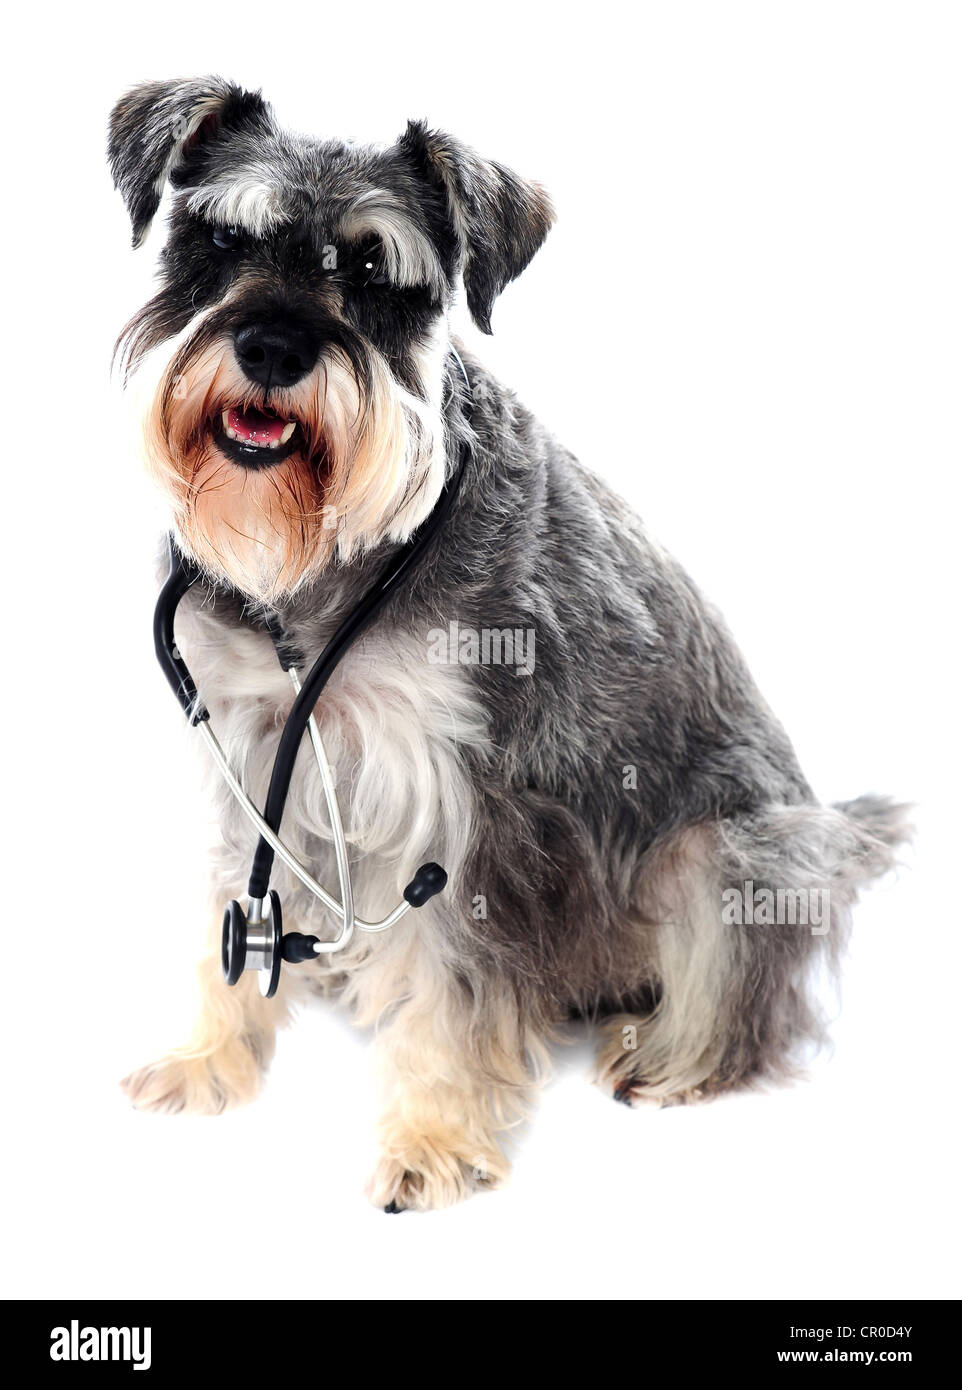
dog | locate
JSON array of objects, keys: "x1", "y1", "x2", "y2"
[{"x1": 109, "y1": 77, "x2": 908, "y2": 1211}]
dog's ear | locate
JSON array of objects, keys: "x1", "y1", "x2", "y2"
[
  {"x1": 398, "y1": 121, "x2": 554, "y2": 333},
  {"x1": 108, "y1": 77, "x2": 272, "y2": 248}
]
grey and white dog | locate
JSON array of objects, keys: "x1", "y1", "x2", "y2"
[{"x1": 110, "y1": 78, "x2": 907, "y2": 1211}]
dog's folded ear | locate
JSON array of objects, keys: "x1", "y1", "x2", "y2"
[
  {"x1": 398, "y1": 121, "x2": 554, "y2": 333},
  {"x1": 108, "y1": 77, "x2": 272, "y2": 248}
]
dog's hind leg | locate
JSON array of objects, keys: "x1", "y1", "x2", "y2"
[
  {"x1": 121, "y1": 904, "x2": 295, "y2": 1115},
  {"x1": 596, "y1": 823, "x2": 749, "y2": 1105},
  {"x1": 596, "y1": 799, "x2": 909, "y2": 1106}
]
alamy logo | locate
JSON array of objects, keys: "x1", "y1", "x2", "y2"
[
  {"x1": 426, "y1": 620, "x2": 536, "y2": 676},
  {"x1": 50, "y1": 1320, "x2": 151, "y2": 1371},
  {"x1": 721, "y1": 880, "x2": 830, "y2": 936}
]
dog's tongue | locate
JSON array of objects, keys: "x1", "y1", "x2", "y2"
[{"x1": 227, "y1": 405, "x2": 287, "y2": 446}]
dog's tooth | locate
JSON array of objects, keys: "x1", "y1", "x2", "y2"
[
  {"x1": 279, "y1": 421, "x2": 297, "y2": 444},
  {"x1": 222, "y1": 409, "x2": 232, "y2": 433}
]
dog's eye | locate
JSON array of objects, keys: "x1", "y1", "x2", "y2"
[
  {"x1": 360, "y1": 244, "x2": 390, "y2": 287},
  {"x1": 212, "y1": 225, "x2": 243, "y2": 251}
]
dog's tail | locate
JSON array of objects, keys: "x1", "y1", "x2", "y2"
[
  {"x1": 829, "y1": 792, "x2": 913, "y2": 893},
  {"x1": 712, "y1": 792, "x2": 911, "y2": 919}
]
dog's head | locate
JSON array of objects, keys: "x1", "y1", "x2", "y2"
[{"x1": 109, "y1": 77, "x2": 553, "y2": 599}]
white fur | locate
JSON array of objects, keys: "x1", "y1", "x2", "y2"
[
  {"x1": 187, "y1": 172, "x2": 289, "y2": 237},
  {"x1": 379, "y1": 314, "x2": 450, "y2": 542}
]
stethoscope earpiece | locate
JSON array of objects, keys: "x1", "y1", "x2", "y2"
[{"x1": 403, "y1": 862, "x2": 448, "y2": 907}]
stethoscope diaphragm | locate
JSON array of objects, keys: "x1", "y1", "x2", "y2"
[{"x1": 222, "y1": 891, "x2": 283, "y2": 998}]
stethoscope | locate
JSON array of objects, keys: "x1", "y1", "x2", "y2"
[{"x1": 153, "y1": 351, "x2": 470, "y2": 998}]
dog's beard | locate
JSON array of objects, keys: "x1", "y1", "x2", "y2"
[{"x1": 128, "y1": 318, "x2": 446, "y2": 601}]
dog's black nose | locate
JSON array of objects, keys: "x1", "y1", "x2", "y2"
[{"x1": 234, "y1": 322, "x2": 317, "y2": 389}]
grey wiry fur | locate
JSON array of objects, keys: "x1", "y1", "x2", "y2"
[{"x1": 111, "y1": 79, "x2": 909, "y2": 1209}]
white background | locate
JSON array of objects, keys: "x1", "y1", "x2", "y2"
[{"x1": 2, "y1": 1, "x2": 959, "y2": 1301}]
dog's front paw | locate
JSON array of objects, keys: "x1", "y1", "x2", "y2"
[
  {"x1": 121, "y1": 1039, "x2": 264, "y2": 1116},
  {"x1": 366, "y1": 1138, "x2": 508, "y2": 1212}
]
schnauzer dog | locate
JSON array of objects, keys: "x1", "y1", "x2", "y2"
[{"x1": 109, "y1": 77, "x2": 907, "y2": 1211}]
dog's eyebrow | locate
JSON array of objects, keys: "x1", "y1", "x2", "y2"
[
  {"x1": 341, "y1": 190, "x2": 445, "y2": 292},
  {"x1": 187, "y1": 169, "x2": 291, "y2": 237}
]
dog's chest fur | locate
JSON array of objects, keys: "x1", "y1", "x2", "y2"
[{"x1": 178, "y1": 593, "x2": 489, "y2": 943}]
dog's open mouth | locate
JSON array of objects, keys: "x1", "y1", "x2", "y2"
[{"x1": 213, "y1": 405, "x2": 302, "y2": 468}]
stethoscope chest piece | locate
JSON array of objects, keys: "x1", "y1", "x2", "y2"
[
  {"x1": 220, "y1": 862, "x2": 448, "y2": 998},
  {"x1": 222, "y1": 892, "x2": 283, "y2": 999}
]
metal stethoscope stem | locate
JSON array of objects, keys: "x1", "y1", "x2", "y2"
[{"x1": 196, "y1": 678, "x2": 408, "y2": 948}]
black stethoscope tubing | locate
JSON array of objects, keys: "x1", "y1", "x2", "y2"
[{"x1": 245, "y1": 432, "x2": 468, "y2": 901}]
